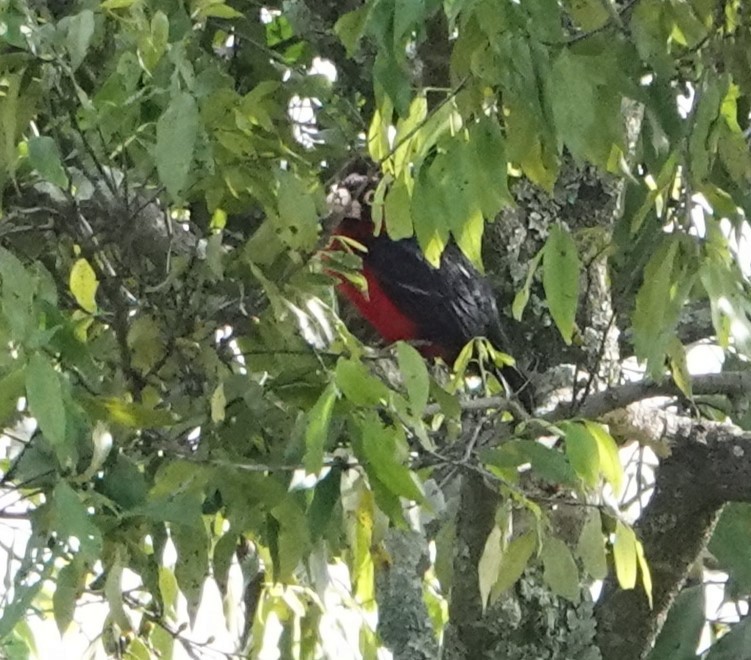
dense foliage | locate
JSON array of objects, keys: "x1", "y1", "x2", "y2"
[{"x1": 0, "y1": 0, "x2": 751, "y2": 658}]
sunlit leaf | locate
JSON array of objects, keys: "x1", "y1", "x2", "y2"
[
  {"x1": 335, "y1": 358, "x2": 390, "y2": 406},
  {"x1": 69, "y1": 258, "x2": 98, "y2": 314},
  {"x1": 478, "y1": 524, "x2": 502, "y2": 611},
  {"x1": 613, "y1": 520, "x2": 638, "y2": 590},
  {"x1": 585, "y1": 421, "x2": 624, "y2": 495},
  {"x1": 563, "y1": 422, "x2": 599, "y2": 488}
]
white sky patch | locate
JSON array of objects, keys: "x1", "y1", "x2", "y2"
[{"x1": 288, "y1": 58, "x2": 337, "y2": 146}]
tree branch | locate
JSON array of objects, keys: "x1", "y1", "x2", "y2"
[{"x1": 595, "y1": 416, "x2": 751, "y2": 659}]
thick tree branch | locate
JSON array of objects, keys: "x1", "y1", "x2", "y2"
[{"x1": 595, "y1": 416, "x2": 751, "y2": 659}]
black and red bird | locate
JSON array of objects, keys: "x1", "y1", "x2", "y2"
[{"x1": 327, "y1": 173, "x2": 533, "y2": 409}]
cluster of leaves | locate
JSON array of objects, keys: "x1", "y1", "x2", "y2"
[{"x1": 0, "y1": 0, "x2": 749, "y2": 657}]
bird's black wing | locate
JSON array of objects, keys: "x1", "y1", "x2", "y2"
[{"x1": 364, "y1": 236, "x2": 507, "y2": 356}]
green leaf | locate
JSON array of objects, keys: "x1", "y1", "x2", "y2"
[
  {"x1": 367, "y1": 93, "x2": 393, "y2": 163},
  {"x1": 709, "y1": 503, "x2": 751, "y2": 594},
  {"x1": 491, "y1": 531, "x2": 537, "y2": 599},
  {"x1": 481, "y1": 440, "x2": 578, "y2": 487},
  {"x1": 139, "y1": 11, "x2": 170, "y2": 73},
  {"x1": 334, "y1": 5, "x2": 371, "y2": 57},
  {"x1": 173, "y1": 522, "x2": 209, "y2": 625},
  {"x1": 28, "y1": 136, "x2": 68, "y2": 189},
  {"x1": 688, "y1": 76, "x2": 725, "y2": 183},
  {"x1": 335, "y1": 358, "x2": 390, "y2": 406},
  {"x1": 576, "y1": 509, "x2": 607, "y2": 579},
  {"x1": 394, "y1": 0, "x2": 425, "y2": 44},
  {"x1": 356, "y1": 414, "x2": 423, "y2": 502},
  {"x1": 101, "y1": 0, "x2": 139, "y2": 8},
  {"x1": 198, "y1": 2, "x2": 244, "y2": 18},
  {"x1": 127, "y1": 315, "x2": 165, "y2": 374},
  {"x1": 304, "y1": 383, "x2": 337, "y2": 475},
  {"x1": 613, "y1": 520, "x2": 638, "y2": 590},
  {"x1": 563, "y1": 0, "x2": 609, "y2": 30},
  {"x1": 52, "y1": 481, "x2": 103, "y2": 559},
  {"x1": 96, "y1": 397, "x2": 175, "y2": 428},
  {"x1": 384, "y1": 176, "x2": 413, "y2": 240},
  {"x1": 69, "y1": 258, "x2": 98, "y2": 313},
  {"x1": 158, "y1": 566, "x2": 179, "y2": 619},
  {"x1": 53, "y1": 558, "x2": 84, "y2": 635},
  {"x1": 429, "y1": 378, "x2": 461, "y2": 418},
  {"x1": 412, "y1": 160, "x2": 450, "y2": 267},
  {"x1": 478, "y1": 524, "x2": 502, "y2": 611},
  {"x1": 633, "y1": 238, "x2": 684, "y2": 377},
  {"x1": 25, "y1": 354, "x2": 66, "y2": 452},
  {"x1": 210, "y1": 382, "x2": 226, "y2": 423},
  {"x1": 549, "y1": 49, "x2": 625, "y2": 167},
  {"x1": 666, "y1": 337, "x2": 692, "y2": 398},
  {"x1": 648, "y1": 585, "x2": 704, "y2": 660},
  {"x1": 275, "y1": 170, "x2": 320, "y2": 251},
  {"x1": 99, "y1": 454, "x2": 147, "y2": 510},
  {"x1": 104, "y1": 553, "x2": 131, "y2": 631},
  {"x1": 396, "y1": 342, "x2": 429, "y2": 414},
  {"x1": 0, "y1": 368, "x2": 25, "y2": 426},
  {"x1": 468, "y1": 117, "x2": 512, "y2": 219},
  {"x1": 212, "y1": 532, "x2": 236, "y2": 597},
  {"x1": 308, "y1": 466, "x2": 341, "y2": 541},
  {"x1": 563, "y1": 422, "x2": 599, "y2": 488},
  {"x1": 0, "y1": 549, "x2": 54, "y2": 640},
  {"x1": 585, "y1": 421, "x2": 624, "y2": 495},
  {"x1": 125, "y1": 638, "x2": 151, "y2": 660},
  {"x1": 512, "y1": 249, "x2": 543, "y2": 321},
  {"x1": 635, "y1": 537, "x2": 652, "y2": 607},
  {"x1": 155, "y1": 92, "x2": 199, "y2": 200},
  {"x1": 64, "y1": 10, "x2": 95, "y2": 71},
  {"x1": 541, "y1": 536, "x2": 580, "y2": 602},
  {"x1": 543, "y1": 225, "x2": 580, "y2": 344}
]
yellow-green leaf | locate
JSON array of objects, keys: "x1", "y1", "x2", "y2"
[
  {"x1": 635, "y1": 537, "x2": 653, "y2": 607},
  {"x1": 69, "y1": 258, "x2": 98, "y2": 313},
  {"x1": 613, "y1": 521, "x2": 638, "y2": 590},
  {"x1": 585, "y1": 421, "x2": 624, "y2": 495},
  {"x1": 210, "y1": 383, "x2": 226, "y2": 423},
  {"x1": 304, "y1": 383, "x2": 337, "y2": 475},
  {"x1": 563, "y1": 422, "x2": 599, "y2": 488},
  {"x1": 667, "y1": 336, "x2": 692, "y2": 398},
  {"x1": 478, "y1": 524, "x2": 503, "y2": 611}
]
